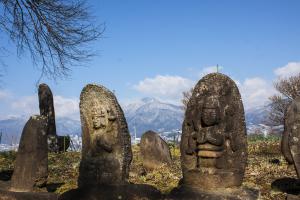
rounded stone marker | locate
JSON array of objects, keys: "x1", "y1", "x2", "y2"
[
  {"x1": 140, "y1": 130, "x2": 172, "y2": 171},
  {"x1": 78, "y1": 84, "x2": 132, "y2": 187},
  {"x1": 181, "y1": 73, "x2": 247, "y2": 190}
]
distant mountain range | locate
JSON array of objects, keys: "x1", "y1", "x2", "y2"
[
  {"x1": 0, "y1": 97, "x2": 277, "y2": 144},
  {"x1": 123, "y1": 97, "x2": 184, "y2": 137}
]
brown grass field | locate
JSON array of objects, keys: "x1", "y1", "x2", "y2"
[{"x1": 0, "y1": 136, "x2": 298, "y2": 200}]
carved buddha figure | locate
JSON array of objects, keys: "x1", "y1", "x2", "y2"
[
  {"x1": 89, "y1": 101, "x2": 116, "y2": 155},
  {"x1": 91, "y1": 105, "x2": 107, "y2": 130},
  {"x1": 181, "y1": 73, "x2": 247, "y2": 190},
  {"x1": 78, "y1": 84, "x2": 132, "y2": 187}
]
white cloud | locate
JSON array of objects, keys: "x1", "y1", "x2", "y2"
[
  {"x1": 54, "y1": 96, "x2": 79, "y2": 119},
  {"x1": 274, "y1": 62, "x2": 300, "y2": 78},
  {"x1": 238, "y1": 77, "x2": 275, "y2": 110},
  {"x1": 11, "y1": 95, "x2": 38, "y2": 115},
  {"x1": 0, "y1": 90, "x2": 11, "y2": 100},
  {"x1": 10, "y1": 95, "x2": 79, "y2": 119},
  {"x1": 133, "y1": 75, "x2": 195, "y2": 104},
  {"x1": 200, "y1": 66, "x2": 223, "y2": 77}
]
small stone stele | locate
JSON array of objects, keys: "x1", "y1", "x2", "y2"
[
  {"x1": 78, "y1": 84, "x2": 132, "y2": 187},
  {"x1": 140, "y1": 130, "x2": 172, "y2": 171},
  {"x1": 38, "y1": 83, "x2": 56, "y2": 136},
  {"x1": 283, "y1": 97, "x2": 300, "y2": 178},
  {"x1": 10, "y1": 115, "x2": 48, "y2": 192}
]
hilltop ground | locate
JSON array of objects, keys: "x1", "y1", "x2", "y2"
[{"x1": 0, "y1": 135, "x2": 298, "y2": 200}]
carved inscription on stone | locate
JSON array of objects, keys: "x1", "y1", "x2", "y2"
[{"x1": 78, "y1": 84, "x2": 132, "y2": 187}]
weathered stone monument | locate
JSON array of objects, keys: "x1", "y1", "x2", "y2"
[
  {"x1": 38, "y1": 83, "x2": 59, "y2": 152},
  {"x1": 10, "y1": 115, "x2": 48, "y2": 192},
  {"x1": 78, "y1": 84, "x2": 132, "y2": 187},
  {"x1": 281, "y1": 97, "x2": 300, "y2": 200},
  {"x1": 282, "y1": 97, "x2": 300, "y2": 174},
  {"x1": 169, "y1": 73, "x2": 258, "y2": 199},
  {"x1": 140, "y1": 130, "x2": 172, "y2": 171},
  {"x1": 59, "y1": 84, "x2": 162, "y2": 200},
  {"x1": 38, "y1": 83, "x2": 56, "y2": 136}
]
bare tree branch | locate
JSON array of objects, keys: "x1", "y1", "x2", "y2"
[
  {"x1": 267, "y1": 73, "x2": 300, "y2": 126},
  {"x1": 0, "y1": 0, "x2": 102, "y2": 80},
  {"x1": 181, "y1": 87, "x2": 194, "y2": 111}
]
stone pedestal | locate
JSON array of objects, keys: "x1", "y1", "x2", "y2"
[
  {"x1": 59, "y1": 184, "x2": 162, "y2": 200},
  {"x1": 0, "y1": 189, "x2": 58, "y2": 200},
  {"x1": 168, "y1": 186, "x2": 259, "y2": 200}
]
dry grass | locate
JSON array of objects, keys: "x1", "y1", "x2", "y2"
[{"x1": 0, "y1": 137, "x2": 297, "y2": 199}]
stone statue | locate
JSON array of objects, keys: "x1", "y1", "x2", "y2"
[
  {"x1": 10, "y1": 115, "x2": 48, "y2": 192},
  {"x1": 283, "y1": 97, "x2": 300, "y2": 177},
  {"x1": 78, "y1": 84, "x2": 132, "y2": 187},
  {"x1": 38, "y1": 83, "x2": 56, "y2": 136},
  {"x1": 181, "y1": 73, "x2": 248, "y2": 190},
  {"x1": 140, "y1": 130, "x2": 172, "y2": 171}
]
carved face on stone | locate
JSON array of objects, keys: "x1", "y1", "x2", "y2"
[
  {"x1": 181, "y1": 73, "x2": 247, "y2": 190},
  {"x1": 201, "y1": 96, "x2": 220, "y2": 127},
  {"x1": 79, "y1": 84, "x2": 132, "y2": 187},
  {"x1": 91, "y1": 106, "x2": 107, "y2": 130}
]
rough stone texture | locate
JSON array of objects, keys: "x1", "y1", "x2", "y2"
[
  {"x1": 283, "y1": 97, "x2": 300, "y2": 178},
  {"x1": 0, "y1": 189, "x2": 58, "y2": 200},
  {"x1": 282, "y1": 128, "x2": 294, "y2": 165},
  {"x1": 181, "y1": 73, "x2": 248, "y2": 190},
  {"x1": 287, "y1": 194, "x2": 300, "y2": 200},
  {"x1": 10, "y1": 115, "x2": 48, "y2": 192},
  {"x1": 140, "y1": 130, "x2": 172, "y2": 171},
  {"x1": 38, "y1": 83, "x2": 56, "y2": 136},
  {"x1": 59, "y1": 184, "x2": 163, "y2": 200},
  {"x1": 168, "y1": 186, "x2": 259, "y2": 200},
  {"x1": 78, "y1": 84, "x2": 132, "y2": 187}
]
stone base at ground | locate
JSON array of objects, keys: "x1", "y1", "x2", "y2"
[
  {"x1": 167, "y1": 186, "x2": 259, "y2": 200},
  {"x1": 0, "y1": 189, "x2": 58, "y2": 200},
  {"x1": 287, "y1": 194, "x2": 300, "y2": 200},
  {"x1": 59, "y1": 184, "x2": 162, "y2": 200}
]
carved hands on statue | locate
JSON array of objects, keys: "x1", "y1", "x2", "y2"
[
  {"x1": 197, "y1": 128, "x2": 224, "y2": 146},
  {"x1": 97, "y1": 139, "x2": 113, "y2": 153}
]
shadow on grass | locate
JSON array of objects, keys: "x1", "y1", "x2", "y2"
[
  {"x1": 0, "y1": 170, "x2": 13, "y2": 181},
  {"x1": 271, "y1": 177, "x2": 300, "y2": 195},
  {"x1": 46, "y1": 183, "x2": 64, "y2": 192}
]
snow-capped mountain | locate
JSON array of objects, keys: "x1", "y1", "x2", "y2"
[
  {"x1": 123, "y1": 97, "x2": 184, "y2": 137},
  {"x1": 245, "y1": 105, "x2": 270, "y2": 126},
  {"x1": 0, "y1": 115, "x2": 81, "y2": 144},
  {"x1": 0, "y1": 98, "x2": 282, "y2": 146}
]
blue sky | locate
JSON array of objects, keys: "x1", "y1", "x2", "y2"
[{"x1": 1, "y1": 0, "x2": 300, "y2": 119}]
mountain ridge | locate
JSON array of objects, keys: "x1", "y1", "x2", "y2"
[{"x1": 0, "y1": 97, "x2": 274, "y2": 144}]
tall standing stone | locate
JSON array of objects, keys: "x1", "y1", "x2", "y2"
[
  {"x1": 181, "y1": 73, "x2": 247, "y2": 190},
  {"x1": 10, "y1": 115, "x2": 48, "y2": 192},
  {"x1": 283, "y1": 97, "x2": 300, "y2": 177},
  {"x1": 78, "y1": 84, "x2": 132, "y2": 187},
  {"x1": 140, "y1": 130, "x2": 172, "y2": 171},
  {"x1": 38, "y1": 83, "x2": 56, "y2": 137}
]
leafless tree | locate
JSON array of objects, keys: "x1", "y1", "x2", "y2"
[
  {"x1": 182, "y1": 87, "x2": 193, "y2": 111},
  {"x1": 0, "y1": 0, "x2": 102, "y2": 80},
  {"x1": 268, "y1": 73, "x2": 300, "y2": 126}
]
